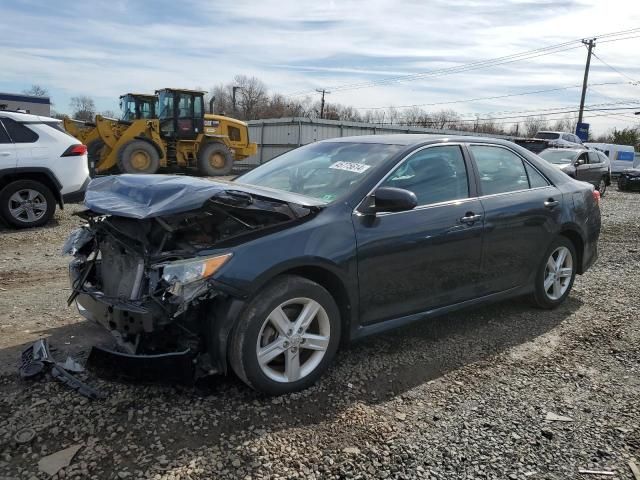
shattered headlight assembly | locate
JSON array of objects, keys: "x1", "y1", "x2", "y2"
[{"x1": 161, "y1": 253, "x2": 232, "y2": 287}]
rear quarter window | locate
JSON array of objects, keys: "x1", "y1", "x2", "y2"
[{"x1": 1, "y1": 118, "x2": 39, "y2": 143}]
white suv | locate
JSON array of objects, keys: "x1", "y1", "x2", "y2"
[
  {"x1": 0, "y1": 111, "x2": 90, "y2": 228},
  {"x1": 534, "y1": 131, "x2": 583, "y2": 148}
]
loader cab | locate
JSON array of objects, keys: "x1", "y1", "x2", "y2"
[
  {"x1": 119, "y1": 94, "x2": 157, "y2": 121},
  {"x1": 156, "y1": 89, "x2": 205, "y2": 140}
]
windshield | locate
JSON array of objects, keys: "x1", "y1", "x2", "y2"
[
  {"x1": 536, "y1": 132, "x2": 560, "y2": 140},
  {"x1": 539, "y1": 149, "x2": 577, "y2": 164},
  {"x1": 158, "y1": 91, "x2": 174, "y2": 119},
  {"x1": 138, "y1": 98, "x2": 155, "y2": 119},
  {"x1": 236, "y1": 142, "x2": 403, "y2": 203},
  {"x1": 119, "y1": 95, "x2": 136, "y2": 121}
]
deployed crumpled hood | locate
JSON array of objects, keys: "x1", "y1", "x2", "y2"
[{"x1": 84, "y1": 174, "x2": 325, "y2": 219}]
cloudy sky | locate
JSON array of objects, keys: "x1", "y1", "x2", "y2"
[{"x1": 1, "y1": 0, "x2": 639, "y2": 134}]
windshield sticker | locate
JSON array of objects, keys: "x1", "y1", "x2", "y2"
[{"x1": 329, "y1": 161, "x2": 372, "y2": 174}]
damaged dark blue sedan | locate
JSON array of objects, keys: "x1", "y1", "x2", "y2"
[{"x1": 65, "y1": 135, "x2": 601, "y2": 395}]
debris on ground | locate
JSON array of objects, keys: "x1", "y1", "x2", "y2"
[
  {"x1": 577, "y1": 469, "x2": 615, "y2": 476},
  {"x1": 19, "y1": 338, "x2": 105, "y2": 399},
  {"x1": 629, "y1": 461, "x2": 640, "y2": 480},
  {"x1": 37, "y1": 444, "x2": 83, "y2": 476},
  {"x1": 545, "y1": 411, "x2": 574, "y2": 422},
  {"x1": 13, "y1": 427, "x2": 35, "y2": 444}
]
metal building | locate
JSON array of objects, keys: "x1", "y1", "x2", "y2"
[
  {"x1": 0, "y1": 92, "x2": 51, "y2": 116},
  {"x1": 239, "y1": 117, "x2": 508, "y2": 168}
]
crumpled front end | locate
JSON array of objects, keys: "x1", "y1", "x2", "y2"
[{"x1": 64, "y1": 178, "x2": 316, "y2": 382}]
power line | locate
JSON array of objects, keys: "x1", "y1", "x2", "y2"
[
  {"x1": 285, "y1": 27, "x2": 640, "y2": 97},
  {"x1": 591, "y1": 51, "x2": 639, "y2": 83},
  {"x1": 352, "y1": 81, "x2": 631, "y2": 111}
]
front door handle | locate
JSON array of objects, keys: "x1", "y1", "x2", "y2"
[
  {"x1": 544, "y1": 199, "x2": 560, "y2": 209},
  {"x1": 0, "y1": 152, "x2": 12, "y2": 157},
  {"x1": 460, "y1": 213, "x2": 482, "y2": 224}
]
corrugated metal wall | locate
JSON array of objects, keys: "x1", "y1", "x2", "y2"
[{"x1": 236, "y1": 117, "x2": 509, "y2": 169}]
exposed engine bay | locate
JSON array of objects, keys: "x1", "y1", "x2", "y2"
[{"x1": 64, "y1": 175, "x2": 319, "y2": 381}]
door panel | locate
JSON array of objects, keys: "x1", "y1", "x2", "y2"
[
  {"x1": 480, "y1": 186, "x2": 562, "y2": 292},
  {"x1": 354, "y1": 144, "x2": 483, "y2": 325},
  {"x1": 354, "y1": 200, "x2": 485, "y2": 324}
]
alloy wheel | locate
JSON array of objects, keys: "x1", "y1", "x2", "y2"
[
  {"x1": 8, "y1": 189, "x2": 48, "y2": 224},
  {"x1": 256, "y1": 297, "x2": 331, "y2": 383},
  {"x1": 599, "y1": 178, "x2": 607, "y2": 196},
  {"x1": 543, "y1": 246, "x2": 573, "y2": 300}
]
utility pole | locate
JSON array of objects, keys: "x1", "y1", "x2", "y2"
[
  {"x1": 316, "y1": 89, "x2": 330, "y2": 119},
  {"x1": 578, "y1": 38, "x2": 596, "y2": 125},
  {"x1": 232, "y1": 86, "x2": 241, "y2": 114}
]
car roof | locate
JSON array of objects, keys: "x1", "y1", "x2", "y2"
[
  {"x1": 319, "y1": 134, "x2": 514, "y2": 146},
  {"x1": 0, "y1": 110, "x2": 61, "y2": 123},
  {"x1": 541, "y1": 147, "x2": 584, "y2": 153}
]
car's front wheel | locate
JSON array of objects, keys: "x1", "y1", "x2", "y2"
[
  {"x1": 229, "y1": 275, "x2": 341, "y2": 395},
  {"x1": 530, "y1": 236, "x2": 577, "y2": 309}
]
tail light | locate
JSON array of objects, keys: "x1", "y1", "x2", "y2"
[
  {"x1": 592, "y1": 189, "x2": 600, "y2": 206},
  {"x1": 61, "y1": 144, "x2": 87, "y2": 157}
]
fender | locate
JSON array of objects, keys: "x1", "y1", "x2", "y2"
[
  {"x1": 0, "y1": 167, "x2": 63, "y2": 208},
  {"x1": 209, "y1": 256, "x2": 358, "y2": 374}
]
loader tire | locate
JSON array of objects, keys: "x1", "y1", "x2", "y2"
[
  {"x1": 86, "y1": 140, "x2": 105, "y2": 177},
  {"x1": 198, "y1": 143, "x2": 233, "y2": 176},
  {"x1": 118, "y1": 140, "x2": 160, "y2": 174}
]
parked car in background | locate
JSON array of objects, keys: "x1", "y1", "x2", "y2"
[
  {"x1": 538, "y1": 147, "x2": 611, "y2": 196},
  {"x1": 584, "y1": 142, "x2": 637, "y2": 174},
  {"x1": 617, "y1": 167, "x2": 640, "y2": 191},
  {"x1": 0, "y1": 111, "x2": 90, "y2": 228},
  {"x1": 535, "y1": 131, "x2": 583, "y2": 148},
  {"x1": 65, "y1": 135, "x2": 601, "y2": 395}
]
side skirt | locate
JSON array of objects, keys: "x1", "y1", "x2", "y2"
[{"x1": 351, "y1": 285, "x2": 530, "y2": 340}]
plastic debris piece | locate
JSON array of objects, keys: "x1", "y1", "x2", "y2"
[
  {"x1": 545, "y1": 412, "x2": 574, "y2": 422},
  {"x1": 38, "y1": 444, "x2": 83, "y2": 476},
  {"x1": 578, "y1": 469, "x2": 614, "y2": 476},
  {"x1": 14, "y1": 427, "x2": 36, "y2": 444},
  {"x1": 57, "y1": 356, "x2": 84, "y2": 373},
  {"x1": 51, "y1": 366, "x2": 105, "y2": 400},
  {"x1": 629, "y1": 461, "x2": 640, "y2": 480}
]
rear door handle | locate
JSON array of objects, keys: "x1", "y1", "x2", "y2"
[
  {"x1": 544, "y1": 199, "x2": 560, "y2": 208},
  {"x1": 460, "y1": 213, "x2": 483, "y2": 224}
]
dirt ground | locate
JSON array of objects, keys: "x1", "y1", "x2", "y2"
[{"x1": 0, "y1": 189, "x2": 639, "y2": 479}]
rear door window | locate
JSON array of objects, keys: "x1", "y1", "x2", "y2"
[
  {"x1": 588, "y1": 152, "x2": 601, "y2": 164},
  {"x1": 469, "y1": 145, "x2": 529, "y2": 195},
  {"x1": 2, "y1": 118, "x2": 38, "y2": 143},
  {"x1": 524, "y1": 162, "x2": 549, "y2": 188}
]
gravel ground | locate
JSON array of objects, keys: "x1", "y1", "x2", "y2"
[{"x1": 0, "y1": 189, "x2": 639, "y2": 480}]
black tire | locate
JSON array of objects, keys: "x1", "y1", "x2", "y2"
[
  {"x1": 229, "y1": 275, "x2": 341, "y2": 395},
  {"x1": 0, "y1": 180, "x2": 56, "y2": 229},
  {"x1": 617, "y1": 177, "x2": 626, "y2": 192},
  {"x1": 598, "y1": 176, "x2": 607, "y2": 197},
  {"x1": 117, "y1": 140, "x2": 160, "y2": 174},
  {"x1": 197, "y1": 143, "x2": 233, "y2": 176},
  {"x1": 530, "y1": 236, "x2": 577, "y2": 309},
  {"x1": 86, "y1": 139, "x2": 105, "y2": 177}
]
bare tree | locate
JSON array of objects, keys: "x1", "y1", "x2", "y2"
[
  {"x1": 524, "y1": 116, "x2": 550, "y2": 138},
  {"x1": 234, "y1": 75, "x2": 268, "y2": 120},
  {"x1": 70, "y1": 96, "x2": 96, "y2": 122},
  {"x1": 22, "y1": 85, "x2": 49, "y2": 97}
]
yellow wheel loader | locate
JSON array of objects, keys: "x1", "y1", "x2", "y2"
[
  {"x1": 64, "y1": 93, "x2": 158, "y2": 175},
  {"x1": 91, "y1": 88, "x2": 256, "y2": 176}
]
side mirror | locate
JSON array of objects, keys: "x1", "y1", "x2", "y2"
[
  {"x1": 366, "y1": 187, "x2": 418, "y2": 214},
  {"x1": 575, "y1": 158, "x2": 585, "y2": 166}
]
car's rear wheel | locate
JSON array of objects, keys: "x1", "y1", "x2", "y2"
[
  {"x1": 598, "y1": 176, "x2": 607, "y2": 197},
  {"x1": 0, "y1": 180, "x2": 56, "y2": 229},
  {"x1": 229, "y1": 275, "x2": 341, "y2": 395},
  {"x1": 530, "y1": 236, "x2": 577, "y2": 309}
]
